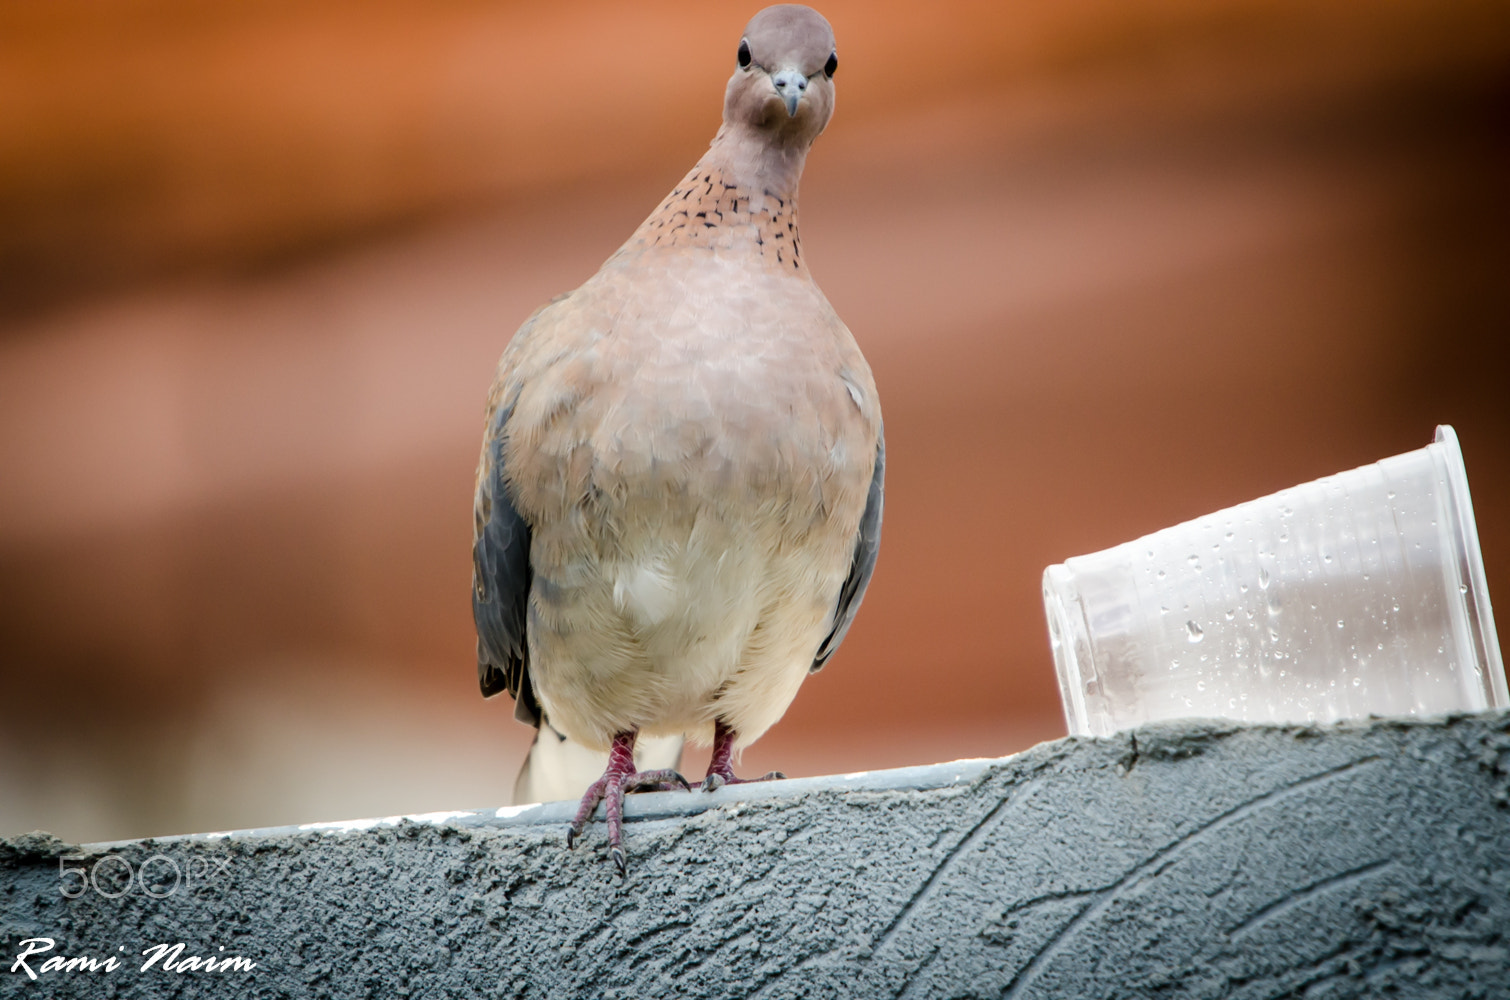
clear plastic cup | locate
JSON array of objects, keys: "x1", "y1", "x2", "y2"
[{"x1": 1044, "y1": 426, "x2": 1506, "y2": 738}]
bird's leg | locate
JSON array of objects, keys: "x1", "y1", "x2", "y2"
[
  {"x1": 566, "y1": 729, "x2": 689, "y2": 875},
  {"x1": 701, "y1": 719, "x2": 787, "y2": 792}
]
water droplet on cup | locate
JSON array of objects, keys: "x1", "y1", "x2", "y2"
[
  {"x1": 1224, "y1": 609, "x2": 1236, "y2": 621},
  {"x1": 1258, "y1": 568, "x2": 1271, "y2": 590},
  {"x1": 1337, "y1": 619, "x2": 1345, "y2": 629},
  {"x1": 1186, "y1": 621, "x2": 1204, "y2": 643}
]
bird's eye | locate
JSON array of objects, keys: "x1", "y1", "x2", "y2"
[
  {"x1": 824, "y1": 51, "x2": 838, "y2": 78},
  {"x1": 737, "y1": 40, "x2": 752, "y2": 68}
]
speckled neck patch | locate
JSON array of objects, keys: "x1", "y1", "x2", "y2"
[{"x1": 626, "y1": 166, "x2": 805, "y2": 272}]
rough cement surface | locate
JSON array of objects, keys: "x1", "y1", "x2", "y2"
[{"x1": 3, "y1": 712, "x2": 1509, "y2": 998}]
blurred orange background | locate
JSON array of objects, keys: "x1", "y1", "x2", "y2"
[{"x1": 2, "y1": 0, "x2": 1507, "y2": 843}]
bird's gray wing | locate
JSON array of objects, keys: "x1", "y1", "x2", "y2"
[
  {"x1": 812, "y1": 427, "x2": 885, "y2": 671},
  {"x1": 472, "y1": 396, "x2": 538, "y2": 726}
]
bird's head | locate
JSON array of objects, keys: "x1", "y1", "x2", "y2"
[{"x1": 723, "y1": 5, "x2": 837, "y2": 148}]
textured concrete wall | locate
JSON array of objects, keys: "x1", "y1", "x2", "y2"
[{"x1": 4, "y1": 712, "x2": 1509, "y2": 998}]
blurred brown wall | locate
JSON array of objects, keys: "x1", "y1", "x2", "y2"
[{"x1": 2, "y1": 0, "x2": 1508, "y2": 842}]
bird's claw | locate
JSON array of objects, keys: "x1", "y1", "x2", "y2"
[
  {"x1": 567, "y1": 759, "x2": 693, "y2": 874},
  {"x1": 566, "y1": 772, "x2": 611, "y2": 850},
  {"x1": 626, "y1": 768, "x2": 691, "y2": 794},
  {"x1": 701, "y1": 769, "x2": 787, "y2": 792}
]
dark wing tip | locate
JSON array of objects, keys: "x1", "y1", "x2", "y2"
[{"x1": 479, "y1": 658, "x2": 509, "y2": 698}]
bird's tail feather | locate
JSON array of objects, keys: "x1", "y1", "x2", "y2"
[{"x1": 512, "y1": 723, "x2": 685, "y2": 806}]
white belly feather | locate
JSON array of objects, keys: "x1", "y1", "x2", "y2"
[{"x1": 530, "y1": 494, "x2": 849, "y2": 753}]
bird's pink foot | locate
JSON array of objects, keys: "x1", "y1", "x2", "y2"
[
  {"x1": 565, "y1": 730, "x2": 689, "y2": 875},
  {"x1": 700, "y1": 719, "x2": 787, "y2": 792}
]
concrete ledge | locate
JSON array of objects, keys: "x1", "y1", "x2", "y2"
[{"x1": 5, "y1": 712, "x2": 1510, "y2": 998}]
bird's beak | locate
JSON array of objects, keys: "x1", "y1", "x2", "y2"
[{"x1": 771, "y1": 68, "x2": 808, "y2": 118}]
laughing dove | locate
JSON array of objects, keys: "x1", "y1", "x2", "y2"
[{"x1": 472, "y1": 3, "x2": 883, "y2": 873}]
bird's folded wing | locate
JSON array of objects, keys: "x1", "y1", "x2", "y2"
[
  {"x1": 812, "y1": 428, "x2": 885, "y2": 671},
  {"x1": 472, "y1": 395, "x2": 536, "y2": 723}
]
